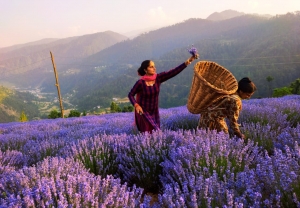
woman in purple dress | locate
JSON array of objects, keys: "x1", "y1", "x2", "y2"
[{"x1": 128, "y1": 54, "x2": 198, "y2": 133}]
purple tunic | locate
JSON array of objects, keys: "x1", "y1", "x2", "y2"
[{"x1": 128, "y1": 63, "x2": 187, "y2": 132}]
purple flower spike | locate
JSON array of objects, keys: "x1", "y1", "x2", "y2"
[{"x1": 188, "y1": 45, "x2": 198, "y2": 58}]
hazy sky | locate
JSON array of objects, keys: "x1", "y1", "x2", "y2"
[{"x1": 1, "y1": 0, "x2": 299, "y2": 48}]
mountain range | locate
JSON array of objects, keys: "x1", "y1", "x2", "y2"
[
  {"x1": 0, "y1": 10, "x2": 300, "y2": 121},
  {"x1": 206, "y1": 9, "x2": 272, "y2": 21}
]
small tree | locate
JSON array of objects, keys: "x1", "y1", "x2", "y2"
[
  {"x1": 48, "y1": 109, "x2": 61, "y2": 119},
  {"x1": 110, "y1": 102, "x2": 118, "y2": 113},
  {"x1": 110, "y1": 102, "x2": 122, "y2": 113},
  {"x1": 273, "y1": 87, "x2": 292, "y2": 97},
  {"x1": 122, "y1": 105, "x2": 134, "y2": 112},
  {"x1": 290, "y1": 78, "x2": 300, "y2": 94},
  {"x1": 68, "y1": 110, "x2": 81, "y2": 117},
  {"x1": 19, "y1": 111, "x2": 28, "y2": 122},
  {"x1": 127, "y1": 105, "x2": 134, "y2": 112},
  {"x1": 122, "y1": 106, "x2": 128, "y2": 112}
]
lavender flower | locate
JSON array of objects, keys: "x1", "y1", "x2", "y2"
[
  {"x1": 188, "y1": 45, "x2": 198, "y2": 58},
  {"x1": 0, "y1": 157, "x2": 146, "y2": 207}
]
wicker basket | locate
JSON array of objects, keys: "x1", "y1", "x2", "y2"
[{"x1": 187, "y1": 61, "x2": 238, "y2": 114}]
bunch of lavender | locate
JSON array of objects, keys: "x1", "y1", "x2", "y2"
[
  {"x1": 276, "y1": 125, "x2": 300, "y2": 153},
  {"x1": 0, "y1": 132, "x2": 30, "y2": 152},
  {"x1": 239, "y1": 99, "x2": 290, "y2": 131},
  {"x1": 263, "y1": 95, "x2": 300, "y2": 121},
  {"x1": 51, "y1": 113, "x2": 135, "y2": 136},
  {"x1": 159, "y1": 129, "x2": 261, "y2": 207},
  {"x1": 218, "y1": 146, "x2": 300, "y2": 207},
  {"x1": 280, "y1": 101, "x2": 300, "y2": 128},
  {"x1": 249, "y1": 146, "x2": 300, "y2": 207},
  {"x1": 240, "y1": 96, "x2": 300, "y2": 130},
  {"x1": 0, "y1": 113, "x2": 135, "y2": 150},
  {"x1": 0, "y1": 150, "x2": 27, "y2": 175},
  {"x1": 242, "y1": 122, "x2": 300, "y2": 155},
  {"x1": 24, "y1": 137, "x2": 74, "y2": 166},
  {"x1": 159, "y1": 159, "x2": 299, "y2": 207},
  {"x1": 158, "y1": 129, "x2": 300, "y2": 207},
  {"x1": 240, "y1": 96, "x2": 300, "y2": 153},
  {"x1": 158, "y1": 172, "x2": 248, "y2": 207},
  {"x1": 64, "y1": 134, "x2": 122, "y2": 177},
  {"x1": 241, "y1": 123, "x2": 277, "y2": 154},
  {"x1": 188, "y1": 45, "x2": 198, "y2": 58},
  {"x1": 0, "y1": 157, "x2": 147, "y2": 207},
  {"x1": 0, "y1": 113, "x2": 136, "y2": 168},
  {"x1": 160, "y1": 106, "x2": 198, "y2": 130},
  {"x1": 161, "y1": 129, "x2": 260, "y2": 180},
  {"x1": 117, "y1": 130, "x2": 187, "y2": 194}
]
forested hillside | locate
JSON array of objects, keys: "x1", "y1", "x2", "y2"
[
  {"x1": 0, "y1": 31, "x2": 128, "y2": 87},
  {"x1": 0, "y1": 86, "x2": 39, "y2": 123},
  {"x1": 84, "y1": 15, "x2": 269, "y2": 65},
  {"x1": 70, "y1": 12, "x2": 300, "y2": 110}
]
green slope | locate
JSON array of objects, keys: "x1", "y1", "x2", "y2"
[{"x1": 0, "y1": 86, "x2": 40, "y2": 123}]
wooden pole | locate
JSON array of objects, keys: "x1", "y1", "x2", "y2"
[{"x1": 50, "y1": 51, "x2": 64, "y2": 118}]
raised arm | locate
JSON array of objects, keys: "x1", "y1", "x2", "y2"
[{"x1": 159, "y1": 55, "x2": 198, "y2": 83}]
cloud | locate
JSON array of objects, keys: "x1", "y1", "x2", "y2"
[
  {"x1": 68, "y1": 25, "x2": 82, "y2": 35},
  {"x1": 247, "y1": 1, "x2": 259, "y2": 9},
  {"x1": 147, "y1": 6, "x2": 175, "y2": 26},
  {"x1": 36, "y1": 25, "x2": 81, "y2": 39},
  {"x1": 148, "y1": 7, "x2": 167, "y2": 19},
  {"x1": 37, "y1": 30, "x2": 59, "y2": 38}
]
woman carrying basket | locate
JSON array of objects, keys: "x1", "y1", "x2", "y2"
[
  {"x1": 128, "y1": 53, "x2": 199, "y2": 133},
  {"x1": 198, "y1": 77, "x2": 256, "y2": 139}
]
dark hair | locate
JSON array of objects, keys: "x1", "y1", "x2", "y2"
[
  {"x1": 137, "y1": 60, "x2": 151, "y2": 76},
  {"x1": 238, "y1": 77, "x2": 257, "y2": 93}
]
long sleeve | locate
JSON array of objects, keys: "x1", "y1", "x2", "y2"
[
  {"x1": 227, "y1": 98, "x2": 243, "y2": 137},
  {"x1": 158, "y1": 63, "x2": 187, "y2": 83},
  {"x1": 128, "y1": 80, "x2": 142, "y2": 106}
]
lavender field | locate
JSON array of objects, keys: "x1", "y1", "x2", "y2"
[{"x1": 0, "y1": 95, "x2": 300, "y2": 207}]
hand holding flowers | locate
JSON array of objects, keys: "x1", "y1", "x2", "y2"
[
  {"x1": 185, "y1": 45, "x2": 199, "y2": 65},
  {"x1": 188, "y1": 45, "x2": 199, "y2": 58}
]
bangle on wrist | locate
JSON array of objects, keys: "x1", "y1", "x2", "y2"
[{"x1": 185, "y1": 61, "x2": 191, "y2": 66}]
